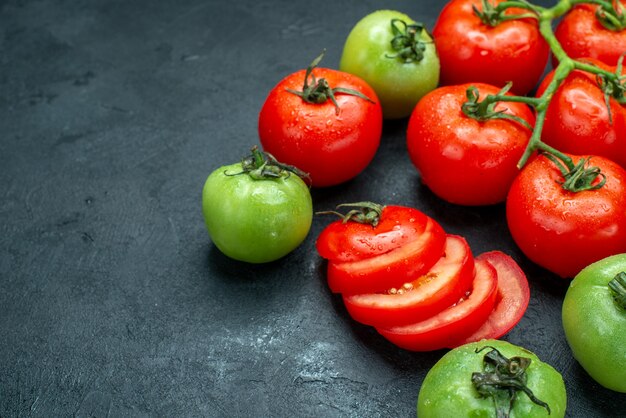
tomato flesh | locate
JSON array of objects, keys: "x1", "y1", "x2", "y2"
[
  {"x1": 327, "y1": 217, "x2": 446, "y2": 294},
  {"x1": 449, "y1": 251, "x2": 530, "y2": 346},
  {"x1": 376, "y1": 259, "x2": 498, "y2": 351},
  {"x1": 343, "y1": 235, "x2": 475, "y2": 328}
]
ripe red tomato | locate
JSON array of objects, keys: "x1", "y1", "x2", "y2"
[
  {"x1": 449, "y1": 251, "x2": 530, "y2": 346},
  {"x1": 343, "y1": 235, "x2": 475, "y2": 328},
  {"x1": 316, "y1": 204, "x2": 447, "y2": 295},
  {"x1": 376, "y1": 259, "x2": 498, "y2": 352},
  {"x1": 554, "y1": 1, "x2": 626, "y2": 66},
  {"x1": 406, "y1": 83, "x2": 534, "y2": 206},
  {"x1": 432, "y1": 0, "x2": 549, "y2": 95},
  {"x1": 506, "y1": 153, "x2": 626, "y2": 278},
  {"x1": 537, "y1": 59, "x2": 626, "y2": 168},
  {"x1": 258, "y1": 57, "x2": 383, "y2": 187}
]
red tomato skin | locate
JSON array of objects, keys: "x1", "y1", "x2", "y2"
[
  {"x1": 343, "y1": 235, "x2": 475, "y2": 328},
  {"x1": 537, "y1": 60, "x2": 626, "y2": 169},
  {"x1": 258, "y1": 67, "x2": 383, "y2": 187},
  {"x1": 432, "y1": 0, "x2": 549, "y2": 95},
  {"x1": 449, "y1": 251, "x2": 530, "y2": 346},
  {"x1": 316, "y1": 206, "x2": 430, "y2": 263},
  {"x1": 327, "y1": 217, "x2": 446, "y2": 295},
  {"x1": 376, "y1": 259, "x2": 498, "y2": 352},
  {"x1": 407, "y1": 83, "x2": 534, "y2": 206},
  {"x1": 554, "y1": 2, "x2": 626, "y2": 67},
  {"x1": 506, "y1": 154, "x2": 626, "y2": 278}
]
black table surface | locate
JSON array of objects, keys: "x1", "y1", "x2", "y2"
[{"x1": 2, "y1": 0, "x2": 625, "y2": 416}]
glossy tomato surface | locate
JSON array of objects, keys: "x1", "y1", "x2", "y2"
[
  {"x1": 417, "y1": 340, "x2": 567, "y2": 418},
  {"x1": 506, "y1": 154, "x2": 626, "y2": 278},
  {"x1": 343, "y1": 235, "x2": 475, "y2": 327},
  {"x1": 555, "y1": 1, "x2": 626, "y2": 66},
  {"x1": 537, "y1": 59, "x2": 626, "y2": 169},
  {"x1": 340, "y1": 9, "x2": 440, "y2": 119},
  {"x1": 376, "y1": 259, "x2": 498, "y2": 351},
  {"x1": 202, "y1": 161, "x2": 313, "y2": 263},
  {"x1": 407, "y1": 83, "x2": 534, "y2": 206},
  {"x1": 563, "y1": 254, "x2": 626, "y2": 393},
  {"x1": 258, "y1": 66, "x2": 382, "y2": 187},
  {"x1": 432, "y1": 0, "x2": 549, "y2": 95}
]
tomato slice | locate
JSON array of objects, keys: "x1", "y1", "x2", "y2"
[
  {"x1": 327, "y1": 217, "x2": 446, "y2": 294},
  {"x1": 316, "y1": 206, "x2": 431, "y2": 263},
  {"x1": 376, "y1": 259, "x2": 498, "y2": 351},
  {"x1": 342, "y1": 235, "x2": 475, "y2": 328},
  {"x1": 448, "y1": 251, "x2": 530, "y2": 347}
]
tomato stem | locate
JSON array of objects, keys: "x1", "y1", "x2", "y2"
[
  {"x1": 225, "y1": 146, "x2": 310, "y2": 181},
  {"x1": 472, "y1": 346, "x2": 551, "y2": 418},
  {"x1": 286, "y1": 50, "x2": 374, "y2": 115},
  {"x1": 386, "y1": 19, "x2": 431, "y2": 63},
  {"x1": 461, "y1": 83, "x2": 534, "y2": 130},
  {"x1": 316, "y1": 202, "x2": 384, "y2": 227},
  {"x1": 609, "y1": 272, "x2": 626, "y2": 309}
]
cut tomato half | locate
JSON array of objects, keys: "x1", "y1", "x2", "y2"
[
  {"x1": 448, "y1": 251, "x2": 530, "y2": 347},
  {"x1": 343, "y1": 235, "x2": 475, "y2": 327},
  {"x1": 327, "y1": 217, "x2": 446, "y2": 294},
  {"x1": 376, "y1": 259, "x2": 498, "y2": 352}
]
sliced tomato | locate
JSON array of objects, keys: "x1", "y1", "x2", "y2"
[
  {"x1": 316, "y1": 206, "x2": 431, "y2": 263},
  {"x1": 327, "y1": 217, "x2": 446, "y2": 294},
  {"x1": 448, "y1": 251, "x2": 530, "y2": 346},
  {"x1": 342, "y1": 235, "x2": 475, "y2": 328},
  {"x1": 376, "y1": 259, "x2": 498, "y2": 351}
]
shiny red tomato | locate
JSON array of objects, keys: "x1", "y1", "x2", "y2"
[
  {"x1": 376, "y1": 259, "x2": 498, "y2": 352},
  {"x1": 449, "y1": 251, "x2": 530, "y2": 346},
  {"x1": 432, "y1": 0, "x2": 549, "y2": 95},
  {"x1": 406, "y1": 83, "x2": 534, "y2": 206},
  {"x1": 537, "y1": 59, "x2": 626, "y2": 168},
  {"x1": 316, "y1": 204, "x2": 446, "y2": 295},
  {"x1": 258, "y1": 56, "x2": 383, "y2": 187},
  {"x1": 507, "y1": 153, "x2": 626, "y2": 278},
  {"x1": 554, "y1": 1, "x2": 626, "y2": 66},
  {"x1": 343, "y1": 235, "x2": 475, "y2": 328}
]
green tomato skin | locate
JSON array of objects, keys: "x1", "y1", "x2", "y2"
[
  {"x1": 562, "y1": 254, "x2": 626, "y2": 393},
  {"x1": 417, "y1": 340, "x2": 567, "y2": 418},
  {"x1": 340, "y1": 10, "x2": 440, "y2": 120},
  {"x1": 201, "y1": 162, "x2": 313, "y2": 263}
]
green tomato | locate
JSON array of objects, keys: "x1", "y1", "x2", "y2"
[
  {"x1": 339, "y1": 10, "x2": 440, "y2": 119},
  {"x1": 562, "y1": 254, "x2": 626, "y2": 393},
  {"x1": 418, "y1": 340, "x2": 567, "y2": 418},
  {"x1": 201, "y1": 148, "x2": 313, "y2": 263}
]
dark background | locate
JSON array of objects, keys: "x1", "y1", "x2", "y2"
[{"x1": 1, "y1": 0, "x2": 625, "y2": 416}]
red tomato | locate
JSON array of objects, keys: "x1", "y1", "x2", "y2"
[
  {"x1": 326, "y1": 217, "x2": 446, "y2": 295},
  {"x1": 432, "y1": 0, "x2": 549, "y2": 95},
  {"x1": 258, "y1": 61, "x2": 383, "y2": 187},
  {"x1": 406, "y1": 83, "x2": 534, "y2": 206},
  {"x1": 506, "y1": 153, "x2": 626, "y2": 278},
  {"x1": 316, "y1": 205, "x2": 431, "y2": 263},
  {"x1": 343, "y1": 235, "x2": 475, "y2": 328},
  {"x1": 537, "y1": 59, "x2": 626, "y2": 169},
  {"x1": 376, "y1": 259, "x2": 498, "y2": 351},
  {"x1": 554, "y1": 1, "x2": 626, "y2": 66},
  {"x1": 449, "y1": 251, "x2": 530, "y2": 346}
]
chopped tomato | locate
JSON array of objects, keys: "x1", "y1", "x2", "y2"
[
  {"x1": 376, "y1": 259, "x2": 498, "y2": 351},
  {"x1": 343, "y1": 235, "x2": 475, "y2": 327}
]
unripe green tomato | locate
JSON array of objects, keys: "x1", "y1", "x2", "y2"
[
  {"x1": 202, "y1": 161, "x2": 313, "y2": 263},
  {"x1": 562, "y1": 254, "x2": 626, "y2": 393},
  {"x1": 418, "y1": 340, "x2": 567, "y2": 418},
  {"x1": 340, "y1": 10, "x2": 440, "y2": 119}
]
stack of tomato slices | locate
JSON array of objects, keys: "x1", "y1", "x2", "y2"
[{"x1": 316, "y1": 204, "x2": 530, "y2": 351}]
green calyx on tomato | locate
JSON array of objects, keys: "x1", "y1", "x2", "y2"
[
  {"x1": 609, "y1": 271, "x2": 626, "y2": 308},
  {"x1": 228, "y1": 146, "x2": 309, "y2": 181},
  {"x1": 462, "y1": 83, "x2": 534, "y2": 130},
  {"x1": 596, "y1": 55, "x2": 626, "y2": 119},
  {"x1": 595, "y1": 1, "x2": 626, "y2": 31},
  {"x1": 285, "y1": 50, "x2": 374, "y2": 115},
  {"x1": 386, "y1": 19, "x2": 429, "y2": 63},
  {"x1": 316, "y1": 201, "x2": 384, "y2": 227},
  {"x1": 472, "y1": 0, "x2": 538, "y2": 27},
  {"x1": 472, "y1": 346, "x2": 550, "y2": 417},
  {"x1": 542, "y1": 153, "x2": 607, "y2": 192}
]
